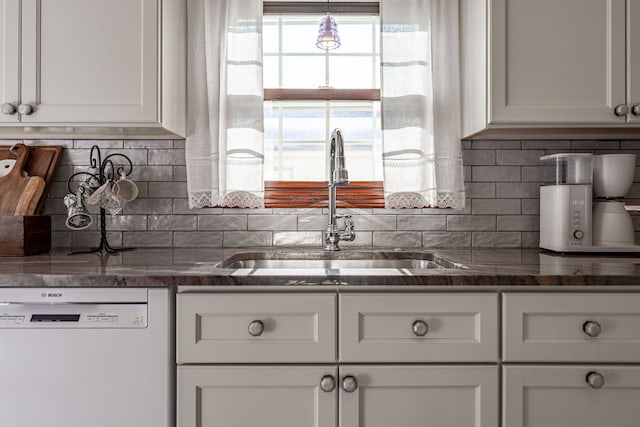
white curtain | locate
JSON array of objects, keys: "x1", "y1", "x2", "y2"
[
  {"x1": 381, "y1": 0, "x2": 465, "y2": 209},
  {"x1": 186, "y1": 0, "x2": 265, "y2": 208}
]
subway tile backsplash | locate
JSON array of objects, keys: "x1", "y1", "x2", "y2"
[{"x1": 4, "y1": 139, "x2": 639, "y2": 250}]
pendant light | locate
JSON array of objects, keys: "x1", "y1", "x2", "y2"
[{"x1": 316, "y1": 0, "x2": 341, "y2": 50}]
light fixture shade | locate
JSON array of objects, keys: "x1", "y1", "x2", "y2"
[{"x1": 316, "y1": 14, "x2": 341, "y2": 50}]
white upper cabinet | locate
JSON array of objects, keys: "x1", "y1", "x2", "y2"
[
  {"x1": 21, "y1": 0, "x2": 158, "y2": 124},
  {"x1": 461, "y1": 0, "x2": 640, "y2": 137},
  {"x1": 629, "y1": 0, "x2": 640, "y2": 123},
  {"x1": 0, "y1": 0, "x2": 185, "y2": 137},
  {"x1": 0, "y1": 0, "x2": 19, "y2": 124}
]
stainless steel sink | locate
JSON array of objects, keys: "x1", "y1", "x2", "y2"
[{"x1": 217, "y1": 251, "x2": 465, "y2": 275}]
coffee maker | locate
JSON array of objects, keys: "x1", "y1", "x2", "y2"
[{"x1": 539, "y1": 153, "x2": 639, "y2": 253}]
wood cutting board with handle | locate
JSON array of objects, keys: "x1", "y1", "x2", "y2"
[{"x1": 0, "y1": 144, "x2": 46, "y2": 215}]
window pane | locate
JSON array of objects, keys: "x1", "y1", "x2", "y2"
[
  {"x1": 264, "y1": 101, "x2": 382, "y2": 182},
  {"x1": 281, "y1": 56, "x2": 325, "y2": 88},
  {"x1": 263, "y1": 56, "x2": 280, "y2": 87},
  {"x1": 334, "y1": 22, "x2": 375, "y2": 54},
  {"x1": 263, "y1": 13, "x2": 382, "y2": 184},
  {"x1": 263, "y1": 13, "x2": 380, "y2": 89},
  {"x1": 329, "y1": 56, "x2": 378, "y2": 88},
  {"x1": 264, "y1": 142, "x2": 326, "y2": 181},
  {"x1": 262, "y1": 19, "x2": 280, "y2": 53},
  {"x1": 281, "y1": 18, "x2": 321, "y2": 53}
]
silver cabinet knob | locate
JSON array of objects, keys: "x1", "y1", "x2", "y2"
[
  {"x1": 614, "y1": 104, "x2": 629, "y2": 116},
  {"x1": 1, "y1": 103, "x2": 16, "y2": 115},
  {"x1": 412, "y1": 320, "x2": 429, "y2": 337},
  {"x1": 632, "y1": 104, "x2": 640, "y2": 116},
  {"x1": 18, "y1": 104, "x2": 33, "y2": 115},
  {"x1": 320, "y1": 375, "x2": 336, "y2": 392},
  {"x1": 586, "y1": 371, "x2": 605, "y2": 389},
  {"x1": 247, "y1": 320, "x2": 264, "y2": 337},
  {"x1": 583, "y1": 321, "x2": 602, "y2": 338},
  {"x1": 342, "y1": 375, "x2": 358, "y2": 393}
]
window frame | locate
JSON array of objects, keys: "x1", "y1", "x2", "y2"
[{"x1": 262, "y1": 1, "x2": 384, "y2": 208}]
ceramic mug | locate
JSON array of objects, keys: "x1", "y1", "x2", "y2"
[
  {"x1": 78, "y1": 174, "x2": 100, "y2": 199},
  {"x1": 64, "y1": 193, "x2": 92, "y2": 230},
  {"x1": 112, "y1": 172, "x2": 138, "y2": 202},
  {"x1": 86, "y1": 180, "x2": 124, "y2": 215}
]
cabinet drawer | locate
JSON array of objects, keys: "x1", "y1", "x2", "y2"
[
  {"x1": 339, "y1": 293, "x2": 499, "y2": 363},
  {"x1": 177, "y1": 293, "x2": 336, "y2": 364},
  {"x1": 503, "y1": 293, "x2": 640, "y2": 362}
]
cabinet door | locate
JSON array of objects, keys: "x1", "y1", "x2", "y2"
[
  {"x1": 504, "y1": 366, "x2": 640, "y2": 427},
  {"x1": 339, "y1": 366, "x2": 498, "y2": 427},
  {"x1": 178, "y1": 366, "x2": 337, "y2": 427},
  {"x1": 0, "y1": 0, "x2": 19, "y2": 124},
  {"x1": 20, "y1": 0, "x2": 158, "y2": 123},
  {"x1": 490, "y1": 0, "x2": 626, "y2": 123},
  {"x1": 629, "y1": 0, "x2": 640, "y2": 123}
]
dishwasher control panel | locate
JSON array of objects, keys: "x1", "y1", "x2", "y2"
[{"x1": 0, "y1": 304, "x2": 148, "y2": 328}]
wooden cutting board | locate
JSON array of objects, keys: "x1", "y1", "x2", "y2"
[
  {"x1": 0, "y1": 144, "x2": 46, "y2": 215},
  {"x1": 0, "y1": 144, "x2": 64, "y2": 214}
]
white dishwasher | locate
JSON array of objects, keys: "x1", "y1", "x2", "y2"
[{"x1": 0, "y1": 287, "x2": 173, "y2": 427}]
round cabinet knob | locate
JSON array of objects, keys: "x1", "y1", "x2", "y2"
[
  {"x1": 614, "y1": 104, "x2": 629, "y2": 117},
  {"x1": 1, "y1": 103, "x2": 16, "y2": 115},
  {"x1": 586, "y1": 371, "x2": 605, "y2": 389},
  {"x1": 583, "y1": 320, "x2": 602, "y2": 338},
  {"x1": 632, "y1": 104, "x2": 640, "y2": 116},
  {"x1": 412, "y1": 320, "x2": 429, "y2": 337},
  {"x1": 320, "y1": 375, "x2": 336, "y2": 393},
  {"x1": 342, "y1": 375, "x2": 358, "y2": 393},
  {"x1": 18, "y1": 104, "x2": 33, "y2": 116},
  {"x1": 247, "y1": 320, "x2": 264, "y2": 337}
]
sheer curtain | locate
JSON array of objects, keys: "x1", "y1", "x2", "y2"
[
  {"x1": 381, "y1": 0, "x2": 465, "y2": 209},
  {"x1": 186, "y1": 0, "x2": 265, "y2": 208}
]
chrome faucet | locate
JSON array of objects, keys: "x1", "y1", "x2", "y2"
[{"x1": 325, "y1": 128, "x2": 356, "y2": 251}]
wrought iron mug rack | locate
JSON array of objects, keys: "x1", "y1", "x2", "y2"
[{"x1": 66, "y1": 145, "x2": 135, "y2": 255}]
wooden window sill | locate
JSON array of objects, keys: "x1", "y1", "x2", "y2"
[{"x1": 264, "y1": 180, "x2": 384, "y2": 208}]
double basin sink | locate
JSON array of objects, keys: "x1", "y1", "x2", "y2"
[{"x1": 218, "y1": 251, "x2": 466, "y2": 275}]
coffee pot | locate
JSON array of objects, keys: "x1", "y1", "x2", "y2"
[{"x1": 539, "y1": 153, "x2": 639, "y2": 253}]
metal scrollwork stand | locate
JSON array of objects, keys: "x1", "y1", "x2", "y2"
[{"x1": 66, "y1": 145, "x2": 135, "y2": 255}]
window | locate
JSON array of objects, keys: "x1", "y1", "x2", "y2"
[{"x1": 263, "y1": 2, "x2": 384, "y2": 208}]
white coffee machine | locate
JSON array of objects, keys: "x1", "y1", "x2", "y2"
[{"x1": 539, "y1": 153, "x2": 639, "y2": 253}]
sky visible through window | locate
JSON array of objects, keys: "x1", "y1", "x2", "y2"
[{"x1": 263, "y1": 14, "x2": 382, "y2": 182}]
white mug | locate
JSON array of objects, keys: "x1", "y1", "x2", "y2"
[
  {"x1": 112, "y1": 172, "x2": 138, "y2": 202},
  {"x1": 87, "y1": 180, "x2": 125, "y2": 215}
]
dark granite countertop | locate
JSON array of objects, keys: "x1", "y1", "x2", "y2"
[{"x1": 0, "y1": 247, "x2": 639, "y2": 288}]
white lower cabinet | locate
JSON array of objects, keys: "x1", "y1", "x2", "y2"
[
  {"x1": 178, "y1": 366, "x2": 337, "y2": 427},
  {"x1": 176, "y1": 292, "x2": 500, "y2": 427},
  {"x1": 177, "y1": 290, "x2": 640, "y2": 427},
  {"x1": 178, "y1": 365, "x2": 497, "y2": 427},
  {"x1": 503, "y1": 293, "x2": 640, "y2": 427},
  {"x1": 340, "y1": 293, "x2": 499, "y2": 363},
  {"x1": 503, "y1": 366, "x2": 640, "y2": 427},
  {"x1": 340, "y1": 365, "x2": 498, "y2": 427}
]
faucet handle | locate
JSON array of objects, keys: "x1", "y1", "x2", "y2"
[
  {"x1": 335, "y1": 213, "x2": 351, "y2": 219},
  {"x1": 340, "y1": 215, "x2": 356, "y2": 242},
  {"x1": 344, "y1": 217, "x2": 354, "y2": 229}
]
